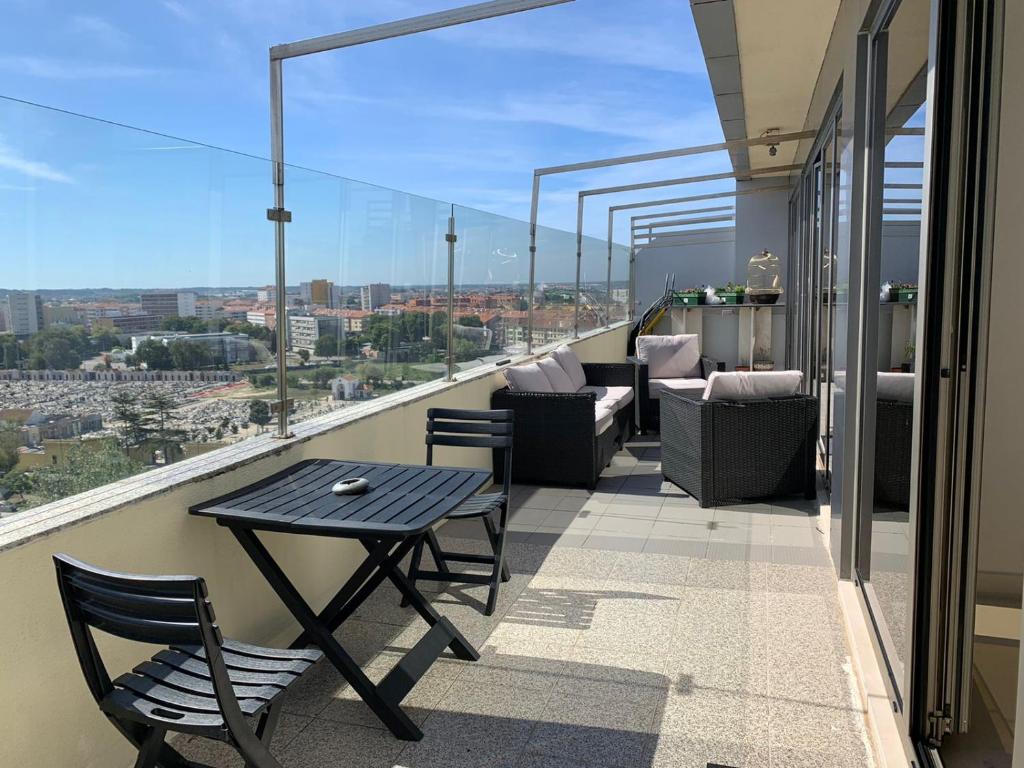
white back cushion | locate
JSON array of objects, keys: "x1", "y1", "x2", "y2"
[
  {"x1": 702, "y1": 370, "x2": 803, "y2": 401},
  {"x1": 550, "y1": 345, "x2": 587, "y2": 391},
  {"x1": 504, "y1": 362, "x2": 554, "y2": 393},
  {"x1": 636, "y1": 334, "x2": 701, "y2": 379},
  {"x1": 537, "y1": 356, "x2": 576, "y2": 393},
  {"x1": 877, "y1": 372, "x2": 914, "y2": 402}
]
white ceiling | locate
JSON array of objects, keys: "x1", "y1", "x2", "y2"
[{"x1": 733, "y1": 0, "x2": 841, "y2": 170}]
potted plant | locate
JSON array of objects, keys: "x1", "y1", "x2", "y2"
[
  {"x1": 901, "y1": 342, "x2": 915, "y2": 373},
  {"x1": 888, "y1": 281, "x2": 919, "y2": 303},
  {"x1": 674, "y1": 287, "x2": 706, "y2": 306},
  {"x1": 717, "y1": 282, "x2": 746, "y2": 304}
]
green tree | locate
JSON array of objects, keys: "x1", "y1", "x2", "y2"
[
  {"x1": 160, "y1": 315, "x2": 208, "y2": 333},
  {"x1": 90, "y1": 329, "x2": 120, "y2": 352},
  {"x1": 453, "y1": 338, "x2": 479, "y2": 363},
  {"x1": 1, "y1": 470, "x2": 32, "y2": 502},
  {"x1": 248, "y1": 400, "x2": 271, "y2": 433},
  {"x1": 225, "y1": 321, "x2": 271, "y2": 342},
  {"x1": 297, "y1": 348, "x2": 310, "y2": 363},
  {"x1": 0, "y1": 334, "x2": 21, "y2": 369},
  {"x1": 457, "y1": 315, "x2": 484, "y2": 328},
  {"x1": 0, "y1": 427, "x2": 19, "y2": 476},
  {"x1": 30, "y1": 443, "x2": 144, "y2": 505},
  {"x1": 315, "y1": 334, "x2": 339, "y2": 357},
  {"x1": 135, "y1": 339, "x2": 173, "y2": 370},
  {"x1": 142, "y1": 390, "x2": 185, "y2": 463},
  {"x1": 169, "y1": 339, "x2": 211, "y2": 370},
  {"x1": 110, "y1": 390, "x2": 148, "y2": 450}
]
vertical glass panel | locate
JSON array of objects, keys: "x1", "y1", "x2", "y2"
[
  {"x1": 284, "y1": 174, "x2": 450, "y2": 424},
  {"x1": 453, "y1": 205, "x2": 530, "y2": 362},
  {"x1": 0, "y1": 96, "x2": 276, "y2": 516},
  {"x1": 532, "y1": 224, "x2": 578, "y2": 349},
  {"x1": 858, "y1": 0, "x2": 929, "y2": 702}
]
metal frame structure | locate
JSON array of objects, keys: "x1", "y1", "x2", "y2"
[
  {"x1": 266, "y1": 0, "x2": 573, "y2": 436},
  {"x1": 526, "y1": 131, "x2": 814, "y2": 349},
  {"x1": 566, "y1": 163, "x2": 800, "y2": 335}
]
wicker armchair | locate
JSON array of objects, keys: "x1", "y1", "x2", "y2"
[
  {"x1": 492, "y1": 362, "x2": 635, "y2": 489},
  {"x1": 874, "y1": 399, "x2": 912, "y2": 509},
  {"x1": 660, "y1": 390, "x2": 818, "y2": 507},
  {"x1": 630, "y1": 355, "x2": 723, "y2": 433}
]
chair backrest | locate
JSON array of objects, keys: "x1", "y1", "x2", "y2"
[
  {"x1": 53, "y1": 554, "x2": 222, "y2": 704},
  {"x1": 425, "y1": 408, "x2": 514, "y2": 495}
]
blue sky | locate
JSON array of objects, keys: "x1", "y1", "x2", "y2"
[{"x1": 0, "y1": 0, "x2": 732, "y2": 289}]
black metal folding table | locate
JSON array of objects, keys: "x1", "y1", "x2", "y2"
[{"x1": 189, "y1": 458, "x2": 492, "y2": 741}]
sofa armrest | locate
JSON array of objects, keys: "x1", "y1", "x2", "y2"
[
  {"x1": 582, "y1": 362, "x2": 635, "y2": 387},
  {"x1": 491, "y1": 388, "x2": 597, "y2": 425}
]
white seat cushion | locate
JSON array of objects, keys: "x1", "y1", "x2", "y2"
[
  {"x1": 702, "y1": 370, "x2": 803, "y2": 401},
  {"x1": 504, "y1": 362, "x2": 554, "y2": 393},
  {"x1": 877, "y1": 372, "x2": 914, "y2": 402},
  {"x1": 550, "y1": 344, "x2": 587, "y2": 391},
  {"x1": 595, "y1": 404, "x2": 616, "y2": 435},
  {"x1": 648, "y1": 378, "x2": 707, "y2": 399},
  {"x1": 635, "y1": 334, "x2": 701, "y2": 379},
  {"x1": 536, "y1": 356, "x2": 576, "y2": 393},
  {"x1": 580, "y1": 385, "x2": 634, "y2": 412}
]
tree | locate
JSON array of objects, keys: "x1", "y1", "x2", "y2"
[
  {"x1": 110, "y1": 390, "x2": 148, "y2": 450},
  {"x1": 142, "y1": 390, "x2": 185, "y2": 464},
  {"x1": 315, "y1": 334, "x2": 339, "y2": 357},
  {"x1": 248, "y1": 400, "x2": 271, "y2": 433},
  {"x1": 453, "y1": 338, "x2": 479, "y2": 363},
  {"x1": 458, "y1": 315, "x2": 484, "y2": 328},
  {"x1": 90, "y1": 329, "x2": 120, "y2": 352},
  {"x1": 135, "y1": 339, "x2": 173, "y2": 370},
  {"x1": 0, "y1": 334, "x2": 21, "y2": 369},
  {"x1": 0, "y1": 427, "x2": 19, "y2": 476},
  {"x1": 1, "y1": 470, "x2": 32, "y2": 502},
  {"x1": 169, "y1": 339, "x2": 211, "y2": 370},
  {"x1": 29, "y1": 443, "x2": 144, "y2": 505},
  {"x1": 297, "y1": 348, "x2": 310, "y2": 363},
  {"x1": 160, "y1": 315, "x2": 208, "y2": 333}
]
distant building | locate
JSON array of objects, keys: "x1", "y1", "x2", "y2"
[
  {"x1": 194, "y1": 300, "x2": 224, "y2": 321},
  {"x1": 287, "y1": 315, "x2": 319, "y2": 352},
  {"x1": 140, "y1": 291, "x2": 197, "y2": 319},
  {"x1": 256, "y1": 286, "x2": 275, "y2": 303},
  {"x1": 246, "y1": 309, "x2": 276, "y2": 330},
  {"x1": 3, "y1": 292, "x2": 44, "y2": 338},
  {"x1": 130, "y1": 332, "x2": 254, "y2": 364},
  {"x1": 92, "y1": 315, "x2": 162, "y2": 334},
  {"x1": 331, "y1": 375, "x2": 364, "y2": 401},
  {"x1": 360, "y1": 283, "x2": 391, "y2": 311},
  {"x1": 300, "y1": 279, "x2": 338, "y2": 308},
  {"x1": 0, "y1": 410, "x2": 103, "y2": 447}
]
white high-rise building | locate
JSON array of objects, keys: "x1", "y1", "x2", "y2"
[
  {"x1": 3, "y1": 292, "x2": 44, "y2": 338},
  {"x1": 140, "y1": 291, "x2": 197, "y2": 318},
  {"x1": 360, "y1": 283, "x2": 391, "y2": 311}
]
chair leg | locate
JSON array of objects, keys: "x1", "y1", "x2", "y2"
[
  {"x1": 134, "y1": 727, "x2": 166, "y2": 768},
  {"x1": 244, "y1": 703, "x2": 283, "y2": 768},
  {"x1": 482, "y1": 516, "x2": 508, "y2": 616},
  {"x1": 482, "y1": 516, "x2": 511, "y2": 582}
]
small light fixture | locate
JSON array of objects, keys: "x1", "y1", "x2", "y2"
[{"x1": 761, "y1": 128, "x2": 780, "y2": 157}]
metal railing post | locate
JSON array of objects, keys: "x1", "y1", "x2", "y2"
[
  {"x1": 574, "y1": 193, "x2": 583, "y2": 338},
  {"x1": 629, "y1": 228, "x2": 636, "y2": 322},
  {"x1": 446, "y1": 208, "x2": 457, "y2": 382},
  {"x1": 605, "y1": 208, "x2": 613, "y2": 326},
  {"x1": 527, "y1": 173, "x2": 540, "y2": 354},
  {"x1": 268, "y1": 57, "x2": 293, "y2": 439}
]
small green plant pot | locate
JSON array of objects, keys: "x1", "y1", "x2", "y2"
[
  {"x1": 674, "y1": 292, "x2": 705, "y2": 306},
  {"x1": 718, "y1": 292, "x2": 745, "y2": 305},
  {"x1": 896, "y1": 288, "x2": 918, "y2": 304}
]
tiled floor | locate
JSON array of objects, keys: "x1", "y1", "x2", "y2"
[{"x1": 179, "y1": 438, "x2": 874, "y2": 768}]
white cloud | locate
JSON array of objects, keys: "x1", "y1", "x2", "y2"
[
  {"x1": 69, "y1": 15, "x2": 132, "y2": 50},
  {"x1": 161, "y1": 1, "x2": 198, "y2": 24},
  {"x1": 0, "y1": 137, "x2": 74, "y2": 184},
  {"x1": 0, "y1": 55, "x2": 158, "y2": 80}
]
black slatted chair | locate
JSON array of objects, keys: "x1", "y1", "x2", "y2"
[
  {"x1": 53, "y1": 554, "x2": 321, "y2": 768},
  {"x1": 404, "y1": 408, "x2": 514, "y2": 616}
]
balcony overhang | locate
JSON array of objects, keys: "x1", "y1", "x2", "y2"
[{"x1": 690, "y1": 0, "x2": 841, "y2": 176}]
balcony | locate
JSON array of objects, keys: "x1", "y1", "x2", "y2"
[{"x1": 161, "y1": 438, "x2": 869, "y2": 768}]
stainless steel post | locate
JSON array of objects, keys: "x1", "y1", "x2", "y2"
[
  {"x1": 446, "y1": 209, "x2": 456, "y2": 381},
  {"x1": 574, "y1": 193, "x2": 583, "y2": 338},
  {"x1": 527, "y1": 173, "x2": 540, "y2": 354},
  {"x1": 605, "y1": 208, "x2": 614, "y2": 326},
  {"x1": 268, "y1": 58, "x2": 292, "y2": 439}
]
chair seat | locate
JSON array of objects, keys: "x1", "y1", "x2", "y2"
[
  {"x1": 648, "y1": 377, "x2": 707, "y2": 399},
  {"x1": 101, "y1": 638, "x2": 322, "y2": 738},
  {"x1": 449, "y1": 493, "x2": 507, "y2": 518}
]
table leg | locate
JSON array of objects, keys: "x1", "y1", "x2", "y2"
[
  {"x1": 230, "y1": 527, "x2": 423, "y2": 741},
  {"x1": 358, "y1": 540, "x2": 480, "y2": 662}
]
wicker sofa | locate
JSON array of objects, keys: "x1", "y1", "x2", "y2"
[
  {"x1": 491, "y1": 345, "x2": 635, "y2": 489},
  {"x1": 629, "y1": 333, "x2": 723, "y2": 433},
  {"x1": 660, "y1": 371, "x2": 818, "y2": 507}
]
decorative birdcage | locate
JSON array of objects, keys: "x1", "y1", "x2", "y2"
[{"x1": 746, "y1": 249, "x2": 783, "y2": 304}]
